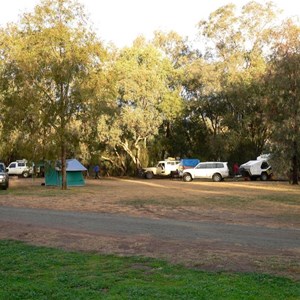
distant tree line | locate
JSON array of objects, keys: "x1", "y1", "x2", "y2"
[{"x1": 0, "y1": 0, "x2": 299, "y2": 187}]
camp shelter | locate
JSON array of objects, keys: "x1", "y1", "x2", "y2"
[{"x1": 45, "y1": 159, "x2": 87, "y2": 187}]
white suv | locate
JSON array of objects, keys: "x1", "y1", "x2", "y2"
[
  {"x1": 6, "y1": 160, "x2": 33, "y2": 178},
  {"x1": 182, "y1": 162, "x2": 229, "y2": 182}
]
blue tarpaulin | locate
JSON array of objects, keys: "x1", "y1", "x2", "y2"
[{"x1": 180, "y1": 159, "x2": 200, "y2": 168}]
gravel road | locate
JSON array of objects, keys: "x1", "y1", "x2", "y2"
[{"x1": 1, "y1": 206, "x2": 299, "y2": 251}]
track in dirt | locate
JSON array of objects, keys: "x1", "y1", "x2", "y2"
[
  {"x1": 1, "y1": 206, "x2": 299, "y2": 249},
  {"x1": 0, "y1": 177, "x2": 299, "y2": 278}
]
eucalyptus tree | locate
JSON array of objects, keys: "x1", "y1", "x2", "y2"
[
  {"x1": 96, "y1": 38, "x2": 183, "y2": 172},
  {"x1": 0, "y1": 0, "x2": 106, "y2": 188},
  {"x1": 188, "y1": 1, "x2": 279, "y2": 161},
  {"x1": 267, "y1": 19, "x2": 300, "y2": 184},
  {"x1": 151, "y1": 31, "x2": 192, "y2": 159},
  {"x1": 183, "y1": 58, "x2": 229, "y2": 160}
]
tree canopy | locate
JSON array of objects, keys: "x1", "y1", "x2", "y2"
[{"x1": 0, "y1": 0, "x2": 299, "y2": 184}]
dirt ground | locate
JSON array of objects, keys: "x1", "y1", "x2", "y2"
[{"x1": 0, "y1": 177, "x2": 299, "y2": 279}]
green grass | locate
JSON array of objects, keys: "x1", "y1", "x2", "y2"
[
  {"x1": 121, "y1": 194, "x2": 254, "y2": 208},
  {"x1": 1, "y1": 185, "x2": 81, "y2": 197},
  {"x1": 121, "y1": 193, "x2": 300, "y2": 208},
  {"x1": 0, "y1": 240, "x2": 299, "y2": 300},
  {"x1": 260, "y1": 194, "x2": 300, "y2": 205}
]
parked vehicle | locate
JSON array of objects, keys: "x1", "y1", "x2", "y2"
[
  {"x1": 6, "y1": 159, "x2": 33, "y2": 178},
  {"x1": 172, "y1": 158, "x2": 200, "y2": 177},
  {"x1": 0, "y1": 162, "x2": 9, "y2": 190},
  {"x1": 182, "y1": 162, "x2": 229, "y2": 182},
  {"x1": 142, "y1": 158, "x2": 180, "y2": 179},
  {"x1": 239, "y1": 154, "x2": 272, "y2": 181}
]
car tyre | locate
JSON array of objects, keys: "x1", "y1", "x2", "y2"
[
  {"x1": 145, "y1": 171, "x2": 153, "y2": 179},
  {"x1": 260, "y1": 172, "x2": 268, "y2": 181},
  {"x1": 183, "y1": 173, "x2": 193, "y2": 182},
  {"x1": 1, "y1": 184, "x2": 8, "y2": 190},
  {"x1": 212, "y1": 173, "x2": 222, "y2": 182},
  {"x1": 22, "y1": 171, "x2": 29, "y2": 178}
]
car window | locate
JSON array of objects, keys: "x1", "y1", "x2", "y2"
[
  {"x1": 196, "y1": 163, "x2": 225, "y2": 169},
  {"x1": 196, "y1": 163, "x2": 207, "y2": 169},
  {"x1": 261, "y1": 161, "x2": 269, "y2": 169},
  {"x1": 18, "y1": 162, "x2": 25, "y2": 167},
  {"x1": 9, "y1": 163, "x2": 16, "y2": 168},
  {"x1": 206, "y1": 163, "x2": 216, "y2": 168}
]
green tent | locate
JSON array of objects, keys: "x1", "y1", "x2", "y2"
[{"x1": 45, "y1": 159, "x2": 87, "y2": 187}]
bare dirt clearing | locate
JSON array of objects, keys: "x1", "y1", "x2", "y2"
[{"x1": 0, "y1": 177, "x2": 299, "y2": 279}]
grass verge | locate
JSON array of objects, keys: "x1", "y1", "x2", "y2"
[{"x1": 0, "y1": 240, "x2": 299, "y2": 299}]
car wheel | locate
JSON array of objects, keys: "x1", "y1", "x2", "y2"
[
  {"x1": 183, "y1": 173, "x2": 193, "y2": 182},
  {"x1": 260, "y1": 172, "x2": 268, "y2": 181},
  {"x1": 145, "y1": 171, "x2": 153, "y2": 179},
  {"x1": 212, "y1": 173, "x2": 222, "y2": 182},
  {"x1": 22, "y1": 171, "x2": 29, "y2": 178}
]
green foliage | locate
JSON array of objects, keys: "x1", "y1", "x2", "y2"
[
  {"x1": 95, "y1": 39, "x2": 184, "y2": 172},
  {"x1": 0, "y1": 240, "x2": 299, "y2": 299},
  {"x1": 266, "y1": 19, "x2": 300, "y2": 183},
  {"x1": 0, "y1": 0, "x2": 299, "y2": 177},
  {"x1": 183, "y1": 1, "x2": 280, "y2": 162},
  {"x1": 0, "y1": 0, "x2": 109, "y2": 187}
]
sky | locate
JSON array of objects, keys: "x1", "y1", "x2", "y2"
[{"x1": 0, "y1": 0, "x2": 299, "y2": 48}]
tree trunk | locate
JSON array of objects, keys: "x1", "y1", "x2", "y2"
[
  {"x1": 61, "y1": 142, "x2": 67, "y2": 190},
  {"x1": 291, "y1": 141, "x2": 299, "y2": 185},
  {"x1": 120, "y1": 140, "x2": 142, "y2": 172}
]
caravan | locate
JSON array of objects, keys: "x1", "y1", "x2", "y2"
[{"x1": 239, "y1": 154, "x2": 272, "y2": 181}]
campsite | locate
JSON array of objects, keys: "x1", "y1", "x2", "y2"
[
  {"x1": 0, "y1": 177, "x2": 299, "y2": 280},
  {"x1": 0, "y1": 0, "x2": 299, "y2": 297}
]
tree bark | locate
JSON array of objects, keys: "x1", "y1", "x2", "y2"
[
  {"x1": 292, "y1": 141, "x2": 299, "y2": 185},
  {"x1": 120, "y1": 140, "x2": 142, "y2": 170},
  {"x1": 61, "y1": 141, "x2": 67, "y2": 190}
]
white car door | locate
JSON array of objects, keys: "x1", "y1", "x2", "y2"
[
  {"x1": 193, "y1": 163, "x2": 208, "y2": 178},
  {"x1": 7, "y1": 162, "x2": 17, "y2": 175}
]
